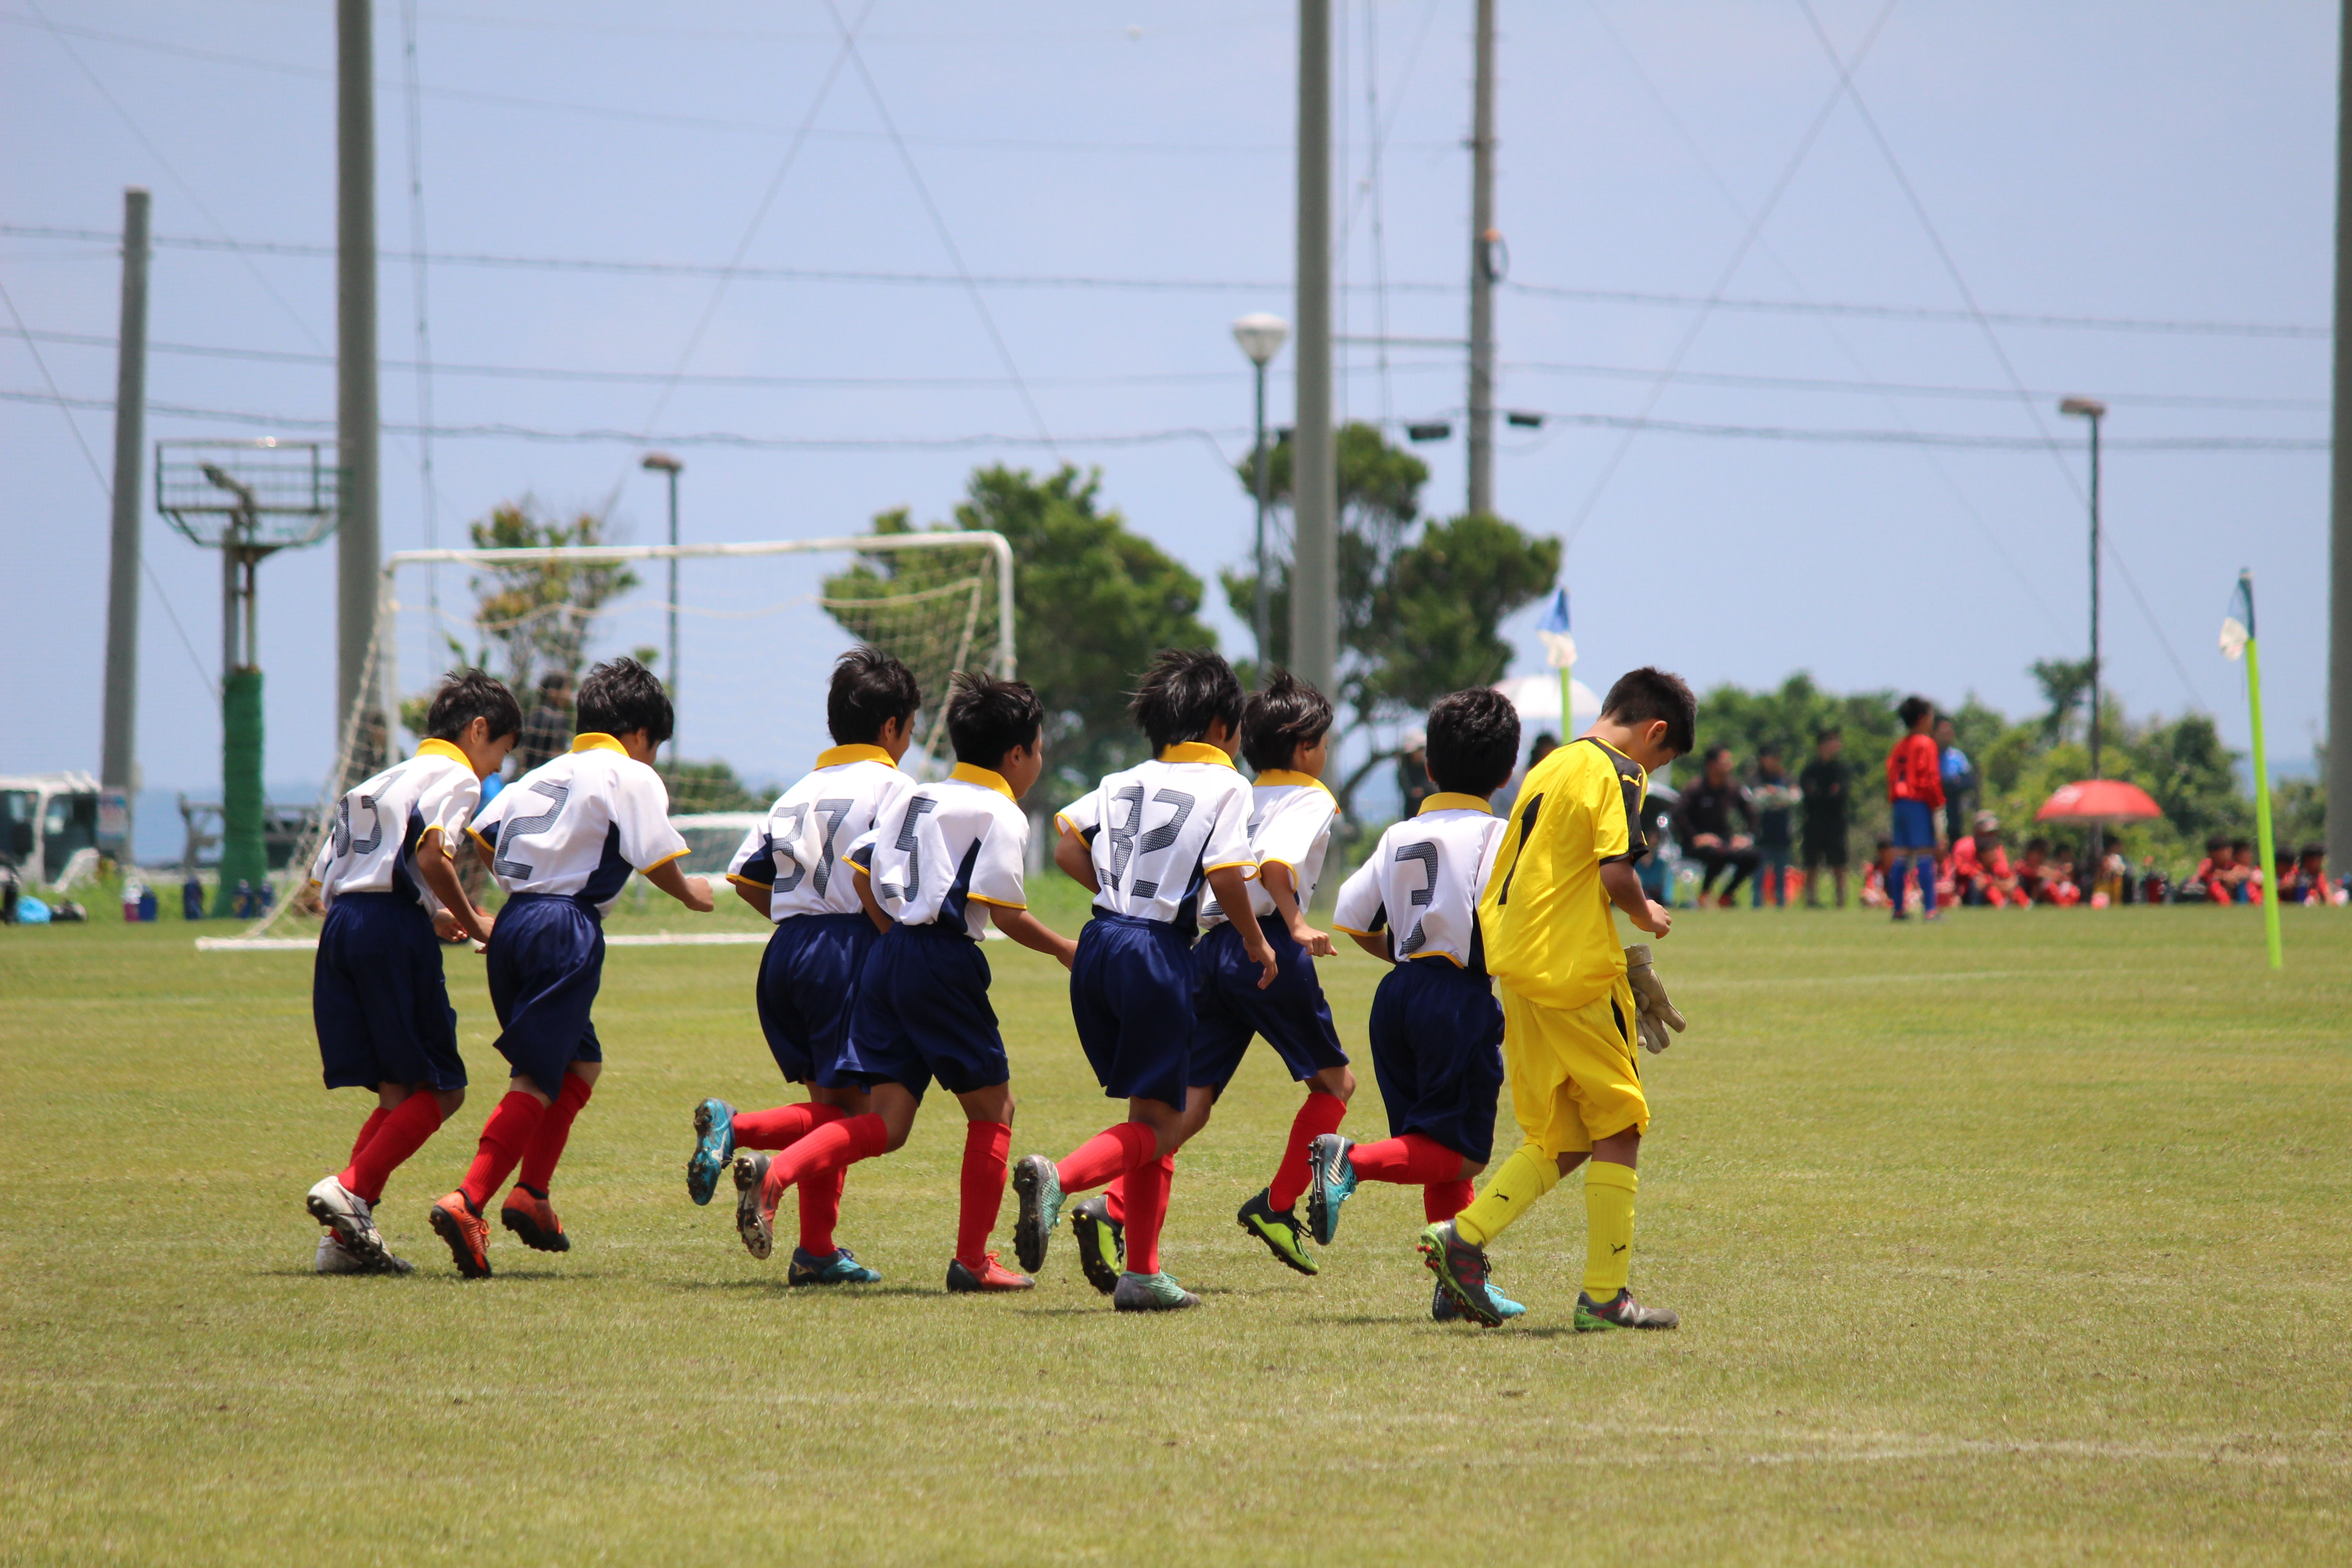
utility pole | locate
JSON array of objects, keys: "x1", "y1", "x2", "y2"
[
  {"x1": 1291, "y1": 0, "x2": 1337, "y2": 696},
  {"x1": 100, "y1": 186, "x2": 150, "y2": 862},
  {"x1": 2329, "y1": 0, "x2": 2352, "y2": 882},
  {"x1": 336, "y1": 0, "x2": 380, "y2": 756},
  {"x1": 1467, "y1": 0, "x2": 1498, "y2": 516}
]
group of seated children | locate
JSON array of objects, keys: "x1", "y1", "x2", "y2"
[{"x1": 1859, "y1": 819, "x2": 2343, "y2": 911}]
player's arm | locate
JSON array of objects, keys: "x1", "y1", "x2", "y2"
[
  {"x1": 416, "y1": 829, "x2": 494, "y2": 944},
  {"x1": 852, "y1": 864, "x2": 890, "y2": 933},
  {"x1": 1601, "y1": 859, "x2": 1671, "y2": 938},
  {"x1": 1344, "y1": 930, "x2": 1393, "y2": 964},
  {"x1": 1259, "y1": 862, "x2": 1335, "y2": 957},
  {"x1": 1205, "y1": 864, "x2": 1277, "y2": 987},
  {"x1": 1054, "y1": 826, "x2": 1101, "y2": 894},
  {"x1": 642, "y1": 855, "x2": 715, "y2": 912},
  {"x1": 731, "y1": 880, "x2": 772, "y2": 917},
  {"x1": 986, "y1": 903, "x2": 1077, "y2": 969}
]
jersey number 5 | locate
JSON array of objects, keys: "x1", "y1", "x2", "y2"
[{"x1": 493, "y1": 782, "x2": 569, "y2": 881}]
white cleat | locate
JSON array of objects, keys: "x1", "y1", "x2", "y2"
[
  {"x1": 314, "y1": 1232, "x2": 415, "y2": 1275},
  {"x1": 305, "y1": 1175, "x2": 390, "y2": 1269}
]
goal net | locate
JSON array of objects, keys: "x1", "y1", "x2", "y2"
[{"x1": 212, "y1": 530, "x2": 1012, "y2": 947}]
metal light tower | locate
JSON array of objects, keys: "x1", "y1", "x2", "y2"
[
  {"x1": 1467, "y1": 0, "x2": 1499, "y2": 516},
  {"x1": 100, "y1": 186, "x2": 150, "y2": 859},
  {"x1": 642, "y1": 451, "x2": 683, "y2": 762},
  {"x1": 2062, "y1": 396, "x2": 2108, "y2": 868},
  {"x1": 1290, "y1": 0, "x2": 1337, "y2": 697},
  {"x1": 1232, "y1": 314, "x2": 1290, "y2": 676}
]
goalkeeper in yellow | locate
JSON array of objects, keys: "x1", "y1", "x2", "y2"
[{"x1": 1418, "y1": 666, "x2": 1695, "y2": 1331}]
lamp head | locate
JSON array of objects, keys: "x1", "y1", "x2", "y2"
[
  {"x1": 1230, "y1": 313, "x2": 1290, "y2": 368},
  {"x1": 2058, "y1": 397, "x2": 2107, "y2": 420},
  {"x1": 641, "y1": 451, "x2": 683, "y2": 474}
]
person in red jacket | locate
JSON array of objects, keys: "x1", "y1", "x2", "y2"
[{"x1": 1885, "y1": 696, "x2": 1944, "y2": 921}]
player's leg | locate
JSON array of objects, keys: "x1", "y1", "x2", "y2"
[
  {"x1": 1239, "y1": 923, "x2": 1352, "y2": 1270},
  {"x1": 944, "y1": 1081, "x2": 1030, "y2": 1293},
  {"x1": 306, "y1": 906, "x2": 398, "y2": 1266},
  {"x1": 784, "y1": 1080, "x2": 872, "y2": 1283},
  {"x1": 502, "y1": 1054, "x2": 598, "y2": 1252}
]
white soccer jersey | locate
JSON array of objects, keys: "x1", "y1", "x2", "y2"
[
  {"x1": 308, "y1": 739, "x2": 482, "y2": 912},
  {"x1": 1332, "y1": 793, "x2": 1509, "y2": 970},
  {"x1": 469, "y1": 734, "x2": 690, "y2": 917},
  {"x1": 726, "y1": 745, "x2": 914, "y2": 922},
  {"x1": 1201, "y1": 771, "x2": 1340, "y2": 927},
  {"x1": 854, "y1": 764, "x2": 1030, "y2": 940},
  {"x1": 1055, "y1": 742, "x2": 1256, "y2": 934}
]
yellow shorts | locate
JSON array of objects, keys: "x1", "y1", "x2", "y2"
[{"x1": 1499, "y1": 977, "x2": 1649, "y2": 1157}]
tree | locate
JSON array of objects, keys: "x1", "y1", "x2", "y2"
[
  {"x1": 823, "y1": 464, "x2": 1216, "y2": 797},
  {"x1": 463, "y1": 499, "x2": 641, "y2": 691},
  {"x1": 2029, "y1": 657, "x2": 2096, "y2": 745}
]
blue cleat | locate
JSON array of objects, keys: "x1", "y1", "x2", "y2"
[
  {"x1": 686, "y1": 1098, "x2": 736, "y2": 1206},
  {"x1": 1112, "y1": 1270, "x2": 1200, "y2": 1312},
  {"x1": 788, "y1": 1246, "x2": 882, "y2": 1286},
  {"x1": 1010, "y1": 1154, "x2": 1063, "y2": 1274},
  {"x1": 1432, "y1": 1278, "x2": 1525, "y2": 1321},
  {"x1": 1305, "y1": 1132, "x2": 1357, "y2": 1246}
]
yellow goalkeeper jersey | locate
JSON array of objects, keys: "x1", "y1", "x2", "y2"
[{"x1": 1477, "y1": 736, "x2": 1649, "y2": 1010}]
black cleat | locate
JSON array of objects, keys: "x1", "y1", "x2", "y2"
[
  {"x1": 1574, "y1": 1288, "x2": 1679, "y2": 1332},
  {"x1": 1236, "y1": 1188, "x2": 1318, "y2": 1275},
  {"x1": 1070, "y1": 1193, "x2": 1124, "y2": 1295}
]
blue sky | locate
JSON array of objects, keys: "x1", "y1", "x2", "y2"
[{"x1": 3, "y1": 0, "x2": 2336, "y2": 828}]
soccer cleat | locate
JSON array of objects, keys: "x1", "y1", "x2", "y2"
[
  {"x1": 1432, "y1": 1274, "x2": 1524, "y2": 1322},
  {"x1": 429, "y1": 1191, "x2": 492, "y2": 1279},
  {"x1": 945, "y1": 1252, "x2": 1034, "y2": 1293},
  {"x1": 1305, "y1": 1133, "x2": 1357, "y2": 1245},
  {"x1": 1236, "y1": 1189, "x2": 1318, "y2": 1275},
  {"x1": 732, "y1": 1152, "x2": 774, "y2": 1261},
  {"x1": 789, "y1": 1247, "x2": 882, "y2": 1286},
  {"x1": 305, "y1": 1175, "x2": 390, "y2": 1270},
  {"x1": 1574, "y1": 1288, "x2": 1679, "y2": 1331},
  {"x1": 686, "y1": 1098, "x2": 736, "y2": 1206},
  {"x1": 500, "y1": 1188, "x2": 570, "y2": 1253},
  {"x1": 1069, "y1": 1194, "x2": 1124, "y2": 1296},
  {"x1": 1416, "y1": 1220, "x2": 1504, "y2": 1327},
  {"x1": 314, "y1": 1233, "x2": 414, "y2": 1276},
  {"x1": 1112, "y1": 1270, "x2": 1200, "y2": 1312},
  {"x1": 1009, "y1": 1154, "x2": 1063, "y2": 1274}
]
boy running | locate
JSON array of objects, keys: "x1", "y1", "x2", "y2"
[
  {"x1": 1314, "y1": 686, "x2": 1524, "y2": 1320},
  {"x1": 1420, "y1": 667, "x2": 1694, "y2": 1331},
  {"x1": 731, "y1": 673, "x2": 1075, "y2": 1294},
  {"x1": 685, "y1": 647, "x2": 921, "y2": 1287},
  {"x1": 303, "y1": 669, "x2": 518, "y2": 1274},
  {"x1": 428, "y1": 657, "x2": 714, "y2": 1279},
  {"x1": 1012, "y1": 649, "x2": 1276, "y2": 1312},
  {"x1": 1886, "y1": 696, "x2": 1945, "y2": 922}
]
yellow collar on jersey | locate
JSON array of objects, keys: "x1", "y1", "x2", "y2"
[
  {"x1": 1251, "y1": 768, "x2": 1333, "y2": 799},
  {"x1": 570, "y1": 732, "x2": 627, "y2": 756},
  {"x1": 950, "y1": 762, "x2": 1016, "y2": 800},
  {"x1": 816, "y1": 744, "x2": 897, "y2": 770},
  {"x1": 415, "y1": 737, "x2": 470, "y2": 767},
  {"x1": 1158, "y1": 741, "x2": 1237, "y2": 769},
  {"x1": 1419, "y1": 792, "x2": 1494, "y2": 816}
]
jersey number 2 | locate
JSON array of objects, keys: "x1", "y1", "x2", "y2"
[{"x1": 493, "y1": 782, "x2": 569, "y2": 881}]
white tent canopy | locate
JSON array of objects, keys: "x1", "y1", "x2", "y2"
[{"x1": 1493, "y1": 672, "x2": 1603, "y2": 738}]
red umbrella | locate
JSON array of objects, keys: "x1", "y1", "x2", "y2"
[{"x1": 2035, "y1": 779, "x2": 2164, "y2": 825}]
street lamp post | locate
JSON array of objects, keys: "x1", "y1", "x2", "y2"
[
  {"x1": 1231, "y1": 313, "x2": 1290, "y2": 678},
  {"x1": 2061, "y1": 396, "x2": 2107, "y2": 868},
  {"x1": 642, "y1": 451, "x2": 682, "y2": 761}
]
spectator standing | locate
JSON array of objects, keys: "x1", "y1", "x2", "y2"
[
  {"x1": 513, "y1": 671, "x2": 576, "y2": 777},
  {"x1": 1673, "y1": 745, "x2": 1759, "y2": 907},
  {"x1": 1885, "y1": 696, "x2": 1945, "y2": 922},
  {"x1": 1395, "y1": 726, "x2": 1436, "y2": 823},
  {"x1": 1798, "y1": 728, "x2": 1852, "y2": 908},
  {"x1": 1749, "y1": 746, "x2": 1799, "y2": 907},
  {"x1": 1935, "y1": 716, "x2": 1977, "y2": 846}
]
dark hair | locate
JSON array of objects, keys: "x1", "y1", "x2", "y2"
[
  {"x1": 827, "y1": 646, "x2": 922, "y2": 747},
  {"x1": 2230, "y1": 838, "x2": 2252, "y2": 853},
  {"x1": 1702, "y1": 743, "x2": 1733, "y2": 766},
  {"x1": 1758, "y1": 743, "x2": 1782, "y2": 761},
  {"x1": 2025, "y1": 837, "x2": 2050, "y2": 855},
  {"x1": 2303, "y1": 844, "x2": 2327, "y2": 861},
  {"x1": 1897, "y1": 695, "x2": 1935, "y2": 729},
  {"x1": 426, "y1": 668, "x2": 522, "y2": 744},
  {"x1": 1131, "y1": 648, "x2": 1243, "y2": 753},
  {"x1": 2205, "y1": 835, "x2": 2228, "y2": 853},
  {"x1": 946, "y1": 671, "x2": 1043, "y2": 769},
  {"x1": 1598, "y1": 667, "x2": 1696, "y2": 756},
  {"x1": 576, "y1": 656, "x2": 674, "y2": 746},
  {"x1": 1240, "y1": 670, "x2": 1333, "y2": 774},
  {"x1": 537, "y1": 670, "x2": 573, "y2": 696},
  {"x1": 1424, "y1": 688, "x2": 1520, "y2": 797},
  {"x1": 1817, "y1": 726, "x2": 1842, "y2": 743}
]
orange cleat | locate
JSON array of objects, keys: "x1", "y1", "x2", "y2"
[
  {"x1": 429, "y1": 1191, "x2": 493, "y2": 1279},
  {"x1": 945, "y1": 1251, "x2": 1034, "y2": 1293},
  {"x1": 500, "y1": 1189, "x2": 569, "y2": 1253}
]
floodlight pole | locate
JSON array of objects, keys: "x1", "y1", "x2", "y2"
[
  {"x1": 1291, "y1": 0, "x2": 1338, "y2": 696},
  {"x1": 101, "y1": 186, "x2": 150, "y2": 860},
  {"x1": 1467, "y1": 0, "x2": 1498, "y2": 516},
  {"x1": 643, "y1": 452, "x2": 683, "y2": 762},
  {"x1": 2329, "y1": 0, "x2": 2352, "y2": 888},
  {"x1": 336, "y1": 0, "x2": 381, "y2": 753},
  {"x1": 2062, "y1": 397, "x2": 2107, "y2": 870}
]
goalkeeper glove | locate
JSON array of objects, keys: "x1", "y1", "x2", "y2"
[{"x1": 1624, "y1": 943, "x2": 1686, "y2": 1055}]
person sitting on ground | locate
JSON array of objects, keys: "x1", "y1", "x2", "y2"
[
  {"x1": 2138, "y1": 857, "x2": 2171, "y2": 906},
  {"x1": 1949, "y1": 812, "x2": 2023, "y2": 907},
  {"x1": 1860, "y1": 838, "x2": 1896, "y2": 909},
  {"x1": 1671, "y1": 745, "x2": 1759, "y2": 908},
  {"x1": 2224, "y1": 839, "x2": 2263, "y2": 903},
  {"x1": 2014, "y1": 838, "x2": 2058, "y2": 903},
  {"x1": 2184, "y1": 836, "x2": 2231, "y2": 904},
  {"x1": 2281, "y1": 844, "x2": 2343, "y2": 906}
]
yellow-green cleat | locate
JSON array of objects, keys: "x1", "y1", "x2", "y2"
[{"x1": 1236, "y1": 1188, "x2": 1318, "y2": 1275}]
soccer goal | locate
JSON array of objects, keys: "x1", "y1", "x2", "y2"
[{"x1": 201, "y1": 530, "x2": 1012, "y2": 950}]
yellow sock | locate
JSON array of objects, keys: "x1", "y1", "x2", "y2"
[
  {"x1": 1451, "y1": 1143, "x2": 1559, "y2": 1247},
  {"x1": 1582, "y1": 1161, "x2": 1637, "y2": 1299}
]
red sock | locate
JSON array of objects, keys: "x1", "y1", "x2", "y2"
[
  {"x1": 340, "y1": 1092, "x2": 446, "y2": 1204},
  {"x1": 797, "y1": 1164, "x2": 844, "y2": 1258},
  {"x1": 1124, "y1": 1154, "x2": 1174, "y2": 1275},
  {"x1": 956, "y1": 1121, "x2": 1013, "y2": 1269},
  {"x1": 1266, "y1": 1091, "x2": 1348, "y2": 1210},
  {"x1": 1423, "y1": 1179, "x2": 1475, "y2": 1223},
  {"x1": 1347, "y1": 1132, "x2": 1463, "y2": 1186},
  {"x1": 459, "y1": 1091, "x2": 545, "y2": 1211},
  {"x1": 762, "y1": 1112, "x2": 888, "y2": 1208},
  {"x1": 513, "y1": 1073, "x2": 594, "y2": 1196},
  {"x1": 733, "y1": 1101, "x2": 847, "y2": 1150},
  {"x1": 1056, "y1": 1122, "x2": 1157, "y2": 1193},
  {"x1": 348, "y1": 1107, "x2": 391, "y2": 1166},
  {"x1": 1104, "y1": 1176, "x2": 1126, "y2": 1226}
]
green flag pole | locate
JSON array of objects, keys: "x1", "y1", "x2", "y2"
[{"x1": 2236, "y1": 571, "x2": 2284, "y2": 970}]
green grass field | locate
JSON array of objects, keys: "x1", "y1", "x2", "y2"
[{"x1": 4, "y1": 900, "x2": 2348, "y2": 1565}]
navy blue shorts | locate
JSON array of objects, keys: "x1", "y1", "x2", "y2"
[
  {"x1": 1189, "y1": 916, "x2": 1349, "y2": 1093},
  {"x1": 313, "y1": 892, "x2": 466, "y2": 1093},
  {"x1": 485, "y1": 893, "x2": 606, "y2": 1099},
  {"x1": 755, "y1": 911, "x2": 878, "y2": 1087},
  {"x1": 1365, "y1": 959, "x2": 1505, "y2": 1164},
  {"x1": 837, "y1": 921, "x2": 1007, "y2": 1102},
  {"x1": 1891, "y1": 798, "x2": 1937, "y2": 850},
  {"x1": 1069, "y1": 909, "x2": 1195, "y2": 1109}
]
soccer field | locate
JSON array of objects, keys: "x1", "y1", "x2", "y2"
[{"x1": 4, "y1": 904, "x2": 2347, "y2": 1565}]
